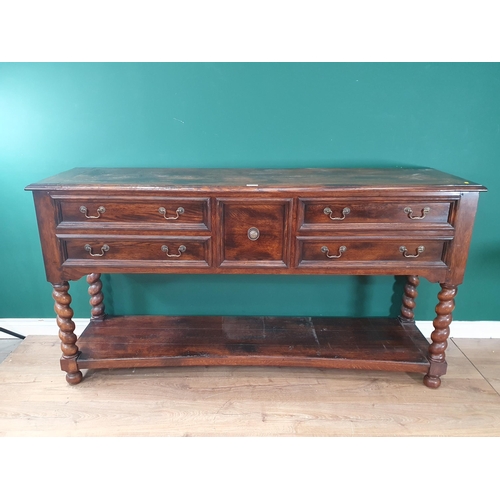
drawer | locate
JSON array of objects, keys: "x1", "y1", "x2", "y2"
[
  {"x1": 56, "y1": 196, "x2": 210, "y2": 230},
  {"x1": 219, "y1": 200, "x2": 291, "y2": 267},
  {"x1": 296, "y1": 237, "x2": 448, "y2": 266},
  {"x1": 61, "y1": 237, "x2": 211, "y2": 266},
  {"x1": 298, "y1": 199, "x2": 453, "y2": 229}
]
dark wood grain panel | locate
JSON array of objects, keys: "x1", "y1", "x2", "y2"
[
  {"x1": 297, "y1": 237, "x2": 447, "y2": 266},
  {"x1": 56, "y1": 196, "x2": 209, "y2": 230},
  {"x1": 26, "y1": 167, "x2": 486, "y2": 191},
  {"x1": 32, "y1": 191, "x2": 65, "y2": 283},
  {"x1": 62, "y1": 237, "x2": 211, "y2": 266},
  {"x1": 76, "y1": 315, "x2": 430, "y2": 372},
  {"x1": 443, "y1": 191, "x2": 481, "y2": 285},
  {"x1": 299, "y1": 199, "x2": 453, "y2": 229},
  {"x1": 219, "y1": 199, "x2": 291, "y2": 267}
]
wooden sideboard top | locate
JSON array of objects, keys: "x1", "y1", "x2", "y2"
[{"x1": 25, "y1": 167, "x2": 486, "y2": 192}]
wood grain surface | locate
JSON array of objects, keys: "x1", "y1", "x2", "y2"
[
  {"x1": 74, "y1": 316, "x2": 430, "y2": 373},
  {"x1": 25, "y1": 167, "x2": 487, "y2": 191}
]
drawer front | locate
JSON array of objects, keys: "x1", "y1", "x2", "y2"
[
  {"x1": 299, "y1": 199, "x2": 452, "y2": 229},
  {"x1": 219, "y1": 200, "x2": 291, "y2": 267},
  {"x1": 297, "y1": 238, "x2": 447, "y2": 266},
  {"x1": 62, "y1": 237, "x2": 211, "y2": 266},
  {"x1": 57, "y1": 197, "x2": 210, "y2": 229}
]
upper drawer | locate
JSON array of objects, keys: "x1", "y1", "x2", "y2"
[
  {"x1": 298, "y1": 198, "x2": 453, "y2": 230},
  {"x1": 54, "y1": 196, "x2": 210, "y2": 230}
]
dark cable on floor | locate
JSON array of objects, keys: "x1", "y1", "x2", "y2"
[{"x1": 0, "y1": 327, "x2": 26, "y2": 340}]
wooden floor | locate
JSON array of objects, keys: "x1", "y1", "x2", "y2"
[{"x1": 0, "y1": 336, "x2": 499, "y2": 436}]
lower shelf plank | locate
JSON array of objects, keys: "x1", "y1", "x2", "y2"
[{"x1": 76, "y1": 316, "x2": 431, "y2": 374}]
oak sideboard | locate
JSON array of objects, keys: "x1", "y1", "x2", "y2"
[{"x1": 26, "y1": 167, "x2": 486, "y2": 388}]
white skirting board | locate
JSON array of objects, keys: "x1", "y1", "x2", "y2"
[
  {"x1": 0, "y1": 318, "x2": 92, "y2": 338},
  {"x1": 0, "y1": 318, "x2": 499, "y2": 339}
]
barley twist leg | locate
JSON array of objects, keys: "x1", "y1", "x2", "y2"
[
  {"x1": 423, "y1": 284, "x2": 457, "y2": 389},
  {"x1": 53, "y1": 282, "x2": 82, "y2": 385},
  {"x1": 399, "y1": 275, "x2": 419, "y2": 322},
  {"x1": 87, "y1": 273, "x2": 105, "y2": 320}
]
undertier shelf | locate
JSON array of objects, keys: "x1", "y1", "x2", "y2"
[{"x1": 76, "y1": 316, "x2": 431, "y2": 373}]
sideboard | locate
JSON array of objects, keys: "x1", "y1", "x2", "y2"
[{"x1": 26, "y1": 167, "x2": 486, "y2": 388}]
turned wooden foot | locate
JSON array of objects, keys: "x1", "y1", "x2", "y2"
[
  {"x1": 399, "y1": 275, "x2": 419, "y2": 322},
  {"x1": 87, "y1": 273, "x2": 105, "y2": 320},
  {"x1": 66, "y1": 371, "x2": 83, "y2": 385},
  {"x1": 423, "y1": 284, "x2": 457, "y2": 389},
  {"x1": 53, "y1": 282, "x2": 83, "y2": 384},
  {"x1": 423, "y1": 374, "x2": 441, "y2": 389}
]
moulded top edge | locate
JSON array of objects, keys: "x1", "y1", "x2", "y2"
[{"x1": 24, "y1": 167, "x2": 487, "y2": 192}]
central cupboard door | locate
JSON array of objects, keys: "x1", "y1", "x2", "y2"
[{"x1": 218, "y1": 199, "x2": 292, "y2": 268}]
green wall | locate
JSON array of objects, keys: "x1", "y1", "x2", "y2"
[{"x1": 0, "y1": 63, "x2": 498, "y2": 321}]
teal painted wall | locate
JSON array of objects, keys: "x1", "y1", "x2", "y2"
[{"x1": 0, "y1": 63, "x2": 498, "y2": 320}]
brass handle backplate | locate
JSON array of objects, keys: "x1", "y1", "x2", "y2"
[
  {"x1": 400, "y1": 245, "x2": 425, "y2": 258},
  {"x1": 80, "y1": 206, "x2": 105, "y2": 219},
  {"x1": 248, "y1": 227, "x2": 260, "y2": 241},
  {"x1": 404, "y1": 206, "x2": 430, "y2": 220},
  {"x1": 159, "y1": 207, "x2": 185, "y2": 220},
  {"x1": 323, "y1": 207, "x2": 350, "y2": 221},
  {"x1": 161, "y1": 244, "x2": 186, "y2": 258},
  {"x1": 321, "y1": 245, "x2": 347, "y2": 259},
  {"x1": 84, "y1": 244, "x2": 109, "y2": 257}
]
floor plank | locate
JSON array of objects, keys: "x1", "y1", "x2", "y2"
[
  {"x1": 452, "y1": 338, "x2": 500, "y2": 394},
  {"x1": 0, "y1": 339, "x2": 22, "y2": 363},
  {"x1": 0, "y1": 336, "x2": 499, "y2": 436}
]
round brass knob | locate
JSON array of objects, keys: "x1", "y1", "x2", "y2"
[{"x1": 248, "y1": 227, "x2": 260, "y2": 241}]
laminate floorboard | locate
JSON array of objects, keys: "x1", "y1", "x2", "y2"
[
  {"x1": 452, "y1": 338, "x2": 500, "y2": 394},
  {"x1": 0, "y1": 339, "x2": 22, "y2": 363},
  {"x1": 1, "y1": 336, "x2": 499, "y2": 436}
]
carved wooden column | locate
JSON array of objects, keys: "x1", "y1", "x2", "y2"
[
  {"x1": 87, "y1": 273, "x2": 105, "y2": 320},
  {"x1": 53, "y1": 282, "x2": 82, "y2": 385},
  {"x1": 399, "y1": 275, "x2": 419, "y2": 322},
  {"x1": 423, "y1": 284, "x2": 458, "y2": 389}
]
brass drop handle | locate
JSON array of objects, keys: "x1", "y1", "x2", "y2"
[
  {"x1": 248, "y1": 227, "x2": 260, "y2": 241},
  {"x1": 400, "y1": 245, "x2": 425, "y2": 258},
  {"x1": 159, "y1": 207, "x2": 185, "y2": 220},
  {"x1": 321, "y1": 245, "x2": 347, "y2": 259},
  {"x1": 84, "y1": 244, "x2": 109, "y2": 257},
  {"x1": 404, "y1": 206, "x2": 430, "y2": 220},
  {"x1": 161, "y1": 244, "x2": 186, "y2": 258},
  {"x1": 324, "y1": 207, "x2": 350, "y2": 220},
  {"x1": 80, "y1": 206, "x2": 105, "y2": 219}
]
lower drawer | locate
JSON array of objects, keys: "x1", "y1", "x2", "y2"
[
  {"x1": 296, "y1": 237, "x2": 448, "y2": 266},
  {"x1": 61, "y1": 237, "x2": 211, "y2": 266}
]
